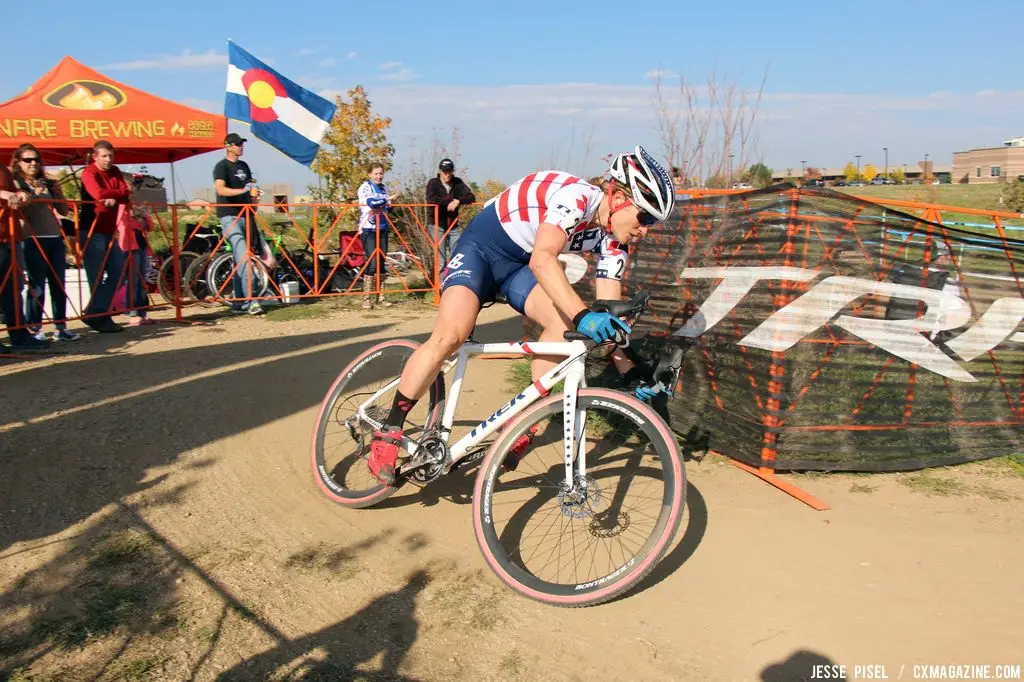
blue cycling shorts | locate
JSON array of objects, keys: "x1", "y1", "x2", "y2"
[{"x1": 439, "y1": 204, "x2": 538, "y2": 314}]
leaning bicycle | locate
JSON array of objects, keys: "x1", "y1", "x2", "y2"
[{"x1": 310, "y1": 290, "x2": 686, "y2": 607}]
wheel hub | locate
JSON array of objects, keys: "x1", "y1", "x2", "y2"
[{"x1": 558, "y1": 476, "x2": 602, "y2": 519}]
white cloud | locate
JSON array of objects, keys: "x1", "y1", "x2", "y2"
[
  {"x1": 100, "y1": 49, "x2": 225, "y2": 71},
  {"x1": 297, "y1": 47, "x2": 325, "y2": 56},
  {"x1": 644, "y1": 69, "x2": 678, "y2": 80},
  {"x1": 318, "y1": 57, "x2": 338, "y2": 68},
  {"x1": 346, "y1": 51, "x2": 358, "y2": 60},
  {"x1": 379, "y1": 61, "x2": 403, "y2": 71},
  {"x1": 378, "y1": 68, "x2": 419, "y2": 82}
]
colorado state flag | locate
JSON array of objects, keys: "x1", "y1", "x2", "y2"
[{"x1": 224, "y1": 41, "x2": 337, "y2": 166}]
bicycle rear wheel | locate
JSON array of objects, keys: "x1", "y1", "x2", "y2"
[
  {"x1": 158, "y1": 251, "x2": 200, "y2": 304},
  {"x1": 472, "y1": 388, "x2": 685, "y2": 607},
  {"x1": 311, "y1": 340, "x2": 445, "y2": 508}
]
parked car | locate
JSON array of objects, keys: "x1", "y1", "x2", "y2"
[
  {"x1": 803, "y1": 179, "x2": 825, "y2": 187},
  {"x1": 730, "y1": 182, "x2": 753, "y2": 190}
]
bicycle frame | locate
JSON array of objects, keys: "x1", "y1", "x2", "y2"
[{"x1": 356, "y1": 340, "x2": 592, "y2": 490}]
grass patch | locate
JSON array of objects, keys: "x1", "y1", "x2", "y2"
[
  {"x1": 264, "y1": 298, "x2": 347, "y2": 322},
  {"x1": 88, "y1": 529, "x2": 157, "y2": 569},
  {"x1": 898, "y1": 472, "x2": 967, "y2": 497},
  {"x1": 107, "y1": 656, "x2": 166, "y2": 681},
  {"x1": 31, "y1": 586, "x2": 149, "y2": 649},
  {"x1": 499, "y1": 649, "x2": 526, "y2": 678},
  {"x1": 996, "y1": 453, "x2": 1024, "y2": 478},
  {"x1": 849, "y1": 483, "x2": 878, "y2": 494},
  {"x1": 507, "y1": 360, "x2": 533, "y2": 394}
]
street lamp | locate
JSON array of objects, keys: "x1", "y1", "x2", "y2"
[
  {"x1": 883, "y1": 147, "x2": 888, "y2": 180},
  {"x1": 801, "y1": 160, "x2": 806, "y2": 177},
  {"x1": 924, "y1": 153, "x2": 930, "y2": 182},
  {"x1": 855, "y1": 154, "x2": 861, "y2": 179}
]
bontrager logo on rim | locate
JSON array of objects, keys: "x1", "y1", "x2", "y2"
[{"x1": 43, "y1": 80, "x2": 127, "y2": 110}]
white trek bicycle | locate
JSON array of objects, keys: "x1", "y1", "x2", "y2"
[{"x1": 310, "y1": 290, "x2": 686, "y2": 607}]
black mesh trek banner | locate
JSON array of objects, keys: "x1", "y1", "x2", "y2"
[{"x1": 568, "y1": 184, "x2": 1023, "y2": 472}]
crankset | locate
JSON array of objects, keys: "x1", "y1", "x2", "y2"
[{"x1": 399, "y1": 431, "x2": 450, "y2": 485}]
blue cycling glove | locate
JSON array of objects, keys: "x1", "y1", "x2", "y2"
[
  {"x1": 634, "y1": 381, "x2": 667, "y2": 402},
  {"x1": 573, "y1": 310, "x2": 630, "y2": 344}
]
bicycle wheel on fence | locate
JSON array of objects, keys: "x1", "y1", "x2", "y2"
[
  {"x1": 158, "y1": 251, "x2": 200, "y2": 305},
  {"x1": 206, "y1": 252, "x2": 269, "y2": 305},
  {"x1": 472, "y1": 387, "x2": 686, "y2": 608},
  {"x1": 311, "y1": 340, "x2": 446, "y2": 508},
  {"x1": 183, "y1": 253, "x2": 215, "y2": 307}
]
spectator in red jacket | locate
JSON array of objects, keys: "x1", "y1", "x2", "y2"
[{"x1": 78, "y1": 140, "x2": 131, "y2": 333}]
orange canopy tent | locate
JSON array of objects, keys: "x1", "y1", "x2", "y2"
[{"x1": 0, "y1": 56, "x2": 226, "y2": 165}]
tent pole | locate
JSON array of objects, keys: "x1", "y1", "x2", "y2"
[{"x1": 169, "y1": 158, "x2": 178, "y2": 205}]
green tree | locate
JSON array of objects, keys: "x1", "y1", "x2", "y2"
[
  {"x1": 312, "y1": 85, "x2": 395, "y2": 206},
  {"x1": 1001, "y1": 178, "x2": 1024, "y2": 213},
  {"x1": 862, "y1": 163, "x2": 878, "y2": 183},
  {"x1": 746, "y1": 162, "x2": 773, "y2": 188},
  {"x1": 890, "y1": 167, "x2": 906, "y2": 184},
  {"x1": 843, "y1": 162, "x2": 858, "y2": 182},
  {"x1": 705, "y1": 173, "x2": 727, "y2": 189}
]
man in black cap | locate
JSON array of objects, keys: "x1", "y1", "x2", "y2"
[
  {"x1": 213, "y1": 132, "x2": 264, "y2": 314},
  {"x1": 425, "y1": 158, "x2": 475, "y2": 264}
]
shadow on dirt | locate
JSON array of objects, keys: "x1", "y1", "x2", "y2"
[
  {"x1": 761, "y1": 649, "x2": 847, "y2": 681},
  {"x1": 0, "y1": 501, "x2": 427, "y2": 680}
]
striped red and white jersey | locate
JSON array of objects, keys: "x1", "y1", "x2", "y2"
[{"x1": 483, "y1": 170, "x2": 629, "y2": 280}]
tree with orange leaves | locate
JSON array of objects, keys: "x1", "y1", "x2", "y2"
[{"x1": 312, "y1": 85, "x2": 395, "y2": 205}]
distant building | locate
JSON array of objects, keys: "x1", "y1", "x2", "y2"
[
  {"x1": 771, "y1": 162, "x2": 952, "y2": 184},
  {"x1": 951, "y1": 137, "x2": 1024, "y2": 184}
]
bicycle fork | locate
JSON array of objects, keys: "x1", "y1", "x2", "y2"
[{"x1": 560, "y1": 364, "x2": 588, "y2": 495}]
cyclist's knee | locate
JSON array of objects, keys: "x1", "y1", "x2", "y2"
[{"x1": 430, "y1": 324, "x2": 471, "y2": 354}]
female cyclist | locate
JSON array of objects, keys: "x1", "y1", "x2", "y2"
[{"x1": 368, "y1": 145, "x2": 676, "y2": 484}]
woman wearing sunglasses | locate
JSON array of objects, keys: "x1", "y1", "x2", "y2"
[
  {"x1": 365, "y1": 145, "x2": 676, "y2": 485},
  {"x1": 10, "y1": 144, "x2": 79, "y2": 342}
]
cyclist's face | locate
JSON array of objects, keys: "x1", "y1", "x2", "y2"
[{"x1": 607, "y1": 191, "x2": 651, "y2": 245}]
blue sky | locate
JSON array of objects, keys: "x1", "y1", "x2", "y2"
[{"x1": 6, "y1": 1, "x2": 1023, "y2": 197}]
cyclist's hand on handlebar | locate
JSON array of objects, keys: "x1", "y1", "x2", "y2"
[
  {"x1": 634, "y1": 380, "x2": 668, "y2": 403},
  {"x1": 573, "y1": 310, "x2": 630, "y2": 344}
]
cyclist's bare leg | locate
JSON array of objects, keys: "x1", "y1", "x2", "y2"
[
  {"x1": 523, "y1": 285, "x2": 574, "y2": 381},
  {"x1": 395, "y1": 285, "x2": 481, "y2": 400}
]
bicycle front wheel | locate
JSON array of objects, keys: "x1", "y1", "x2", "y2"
[
  {"x1": 311, "y1": 340, "x2": 445, "y2": 508},
  {"x1": 472, "y1": 388, "x2": 686, "y2": 607}
]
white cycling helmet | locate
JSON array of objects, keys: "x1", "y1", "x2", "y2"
[{"x1": 607, "y1": 145, "x2": 675, "y2": 222}]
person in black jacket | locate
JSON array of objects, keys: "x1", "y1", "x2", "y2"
[{"x1": 425, "y1": 158, "x2": 475, "y2": 264}]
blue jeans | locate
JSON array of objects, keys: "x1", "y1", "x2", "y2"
[
  {"x1": 125, "y1": 249, "x2": 149, "y2": 318},
  {"x1": 23, "y1": 237, "x2": 68, "y2": 329},
  {"x1": 79, "y1": 231, "x2": 126, "y2": 322},
  {"x1": 221, "y1": 214, "x2": 257, "y2": 304},
  {"x1": 440, "y1": 225, "x2": 461, "y2": 264},
  {"x1": 1, "y1": 242, "x2": 30, "y2": 344}
]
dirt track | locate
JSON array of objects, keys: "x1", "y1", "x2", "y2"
[{"x1": 1, "y1": 300, "x2": 1022, "y2": 681}]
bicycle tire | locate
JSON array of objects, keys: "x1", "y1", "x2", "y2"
[
  {"x1": 158, "y1": 251, "x2": 200, "y2": 304},
  {"x1": 206, "y1": 252, "x2": 269, "y2": 304},
  {"x1": 311, "y1": 340, "x2": 445, "y2": 509},
  {"x1": 472, "y1": 388, "x2": 686, "y2": 608},
  {"x1": 183, "y1": 253, "x2": 217, "y2": 307}
]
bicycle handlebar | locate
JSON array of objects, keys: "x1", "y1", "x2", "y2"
[{"x1": 562, "y1": 289, "x2": 651, "y2": 344}]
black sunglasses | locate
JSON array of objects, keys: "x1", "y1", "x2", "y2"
[
  {"x1": 19, "y1": 156, "x2": 40, "y2": 164},
  {"x1": 637, "y1": 210, "x2": 658, "y2": 226}
]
